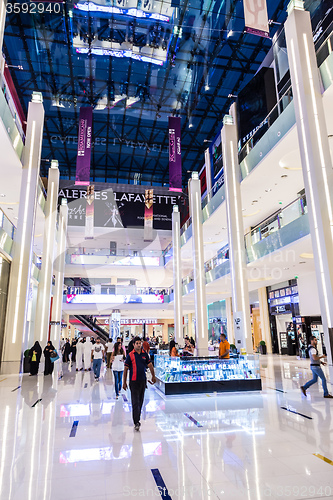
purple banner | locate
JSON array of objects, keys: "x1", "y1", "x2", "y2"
[
  {"x1": 75, "y1": 107, "x2": 93, "y2": 186},
  {"x1": 168, "y1": 116, "x2": 182, "y2": 192}
]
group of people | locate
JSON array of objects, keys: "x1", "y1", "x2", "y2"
[{"x1": 28, "y1": 341, "x2": 57, "y2": 376}]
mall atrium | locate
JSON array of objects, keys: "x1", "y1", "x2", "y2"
[{"x1": 0, "y1": 0, "x2": 333, "y2": 498}]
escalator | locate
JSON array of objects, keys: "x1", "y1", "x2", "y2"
[{"x1": 74, "y1": 315, "x2": 109, "y2": 342}]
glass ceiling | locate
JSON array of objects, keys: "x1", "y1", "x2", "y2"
[{"x1": 4, "y1": 0, "x2": 290, "y2": 186}]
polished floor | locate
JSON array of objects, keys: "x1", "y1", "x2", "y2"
[{"x1": 0, "y1": 355, "x2": 332, "y2": 500}]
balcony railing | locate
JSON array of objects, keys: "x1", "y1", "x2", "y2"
[{"x1": 165, "y1": 195, "x2": 310, "y2": 299}]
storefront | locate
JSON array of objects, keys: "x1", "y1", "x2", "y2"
[{"x1": 268, "y1": 281, "x2": 299, "y2": 355}]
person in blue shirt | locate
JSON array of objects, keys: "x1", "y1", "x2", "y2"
[{"x1": 123, "y1": 336, "x2": 156, "y2": 431}]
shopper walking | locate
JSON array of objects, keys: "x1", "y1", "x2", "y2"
[
  {"x1": 123, "y1": 337, "x2": 156, "y2": 431},
  {"x1": 83, "y1": 337, "x2": 92, "y2": 371},
  {"x1": 76, "y1": 338, "x2": 84, "y2": 371},
  {"x1": 142, "y1": 337, "x2": 150, "y2": 355},
  {"x1": 62, "y1": 339, "x2": 71, "y2": 363},
  {"x1": 71, "y1": 340, "x2": 77, "y2": 363},
  {"x1": 301, "y1": 336, "x2": 333, "y2": 398},
  {"x1": 106, "y1": 339, "x2": 114, "y2": 369},
  {"x1": 111, "y1": 342, "x2": 126, "y2": 398},
  {"x1": 44, "y1": 341, "x2": 56, "y2": 376},
  {"x1": 28, "y1": 341, "x2": 42, "y2": 376},
  {"x1": 91, "y1": 338, "x2": 105, "y2": 381}
]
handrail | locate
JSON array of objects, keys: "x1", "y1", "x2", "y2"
[
  {"x1": 238, "y1": 83, "x2": 293, "y2": 164},
  {"x1": 245, "y1": 194, "x2": 305, "y2": 236}
]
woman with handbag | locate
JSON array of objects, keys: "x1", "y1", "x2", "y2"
[
  {"x1": 44, "y1": 341, "x2": 57, "y2": 375},
  {"x1": 29, "y1": 341, "x2": 42, "y2": 375}
]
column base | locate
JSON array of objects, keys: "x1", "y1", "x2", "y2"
[
  {"x1": 0, "y1": 359, "x2": 22, "y2": 375},
  {"x1": 196, "y1": 347, "x2": 210, "y2": 357}
]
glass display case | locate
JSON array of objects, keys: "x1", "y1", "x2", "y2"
[{"x1": 154, "y1": 355, "x2": 261, "y2": 395}]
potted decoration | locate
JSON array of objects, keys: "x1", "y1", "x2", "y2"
[{"x1": 259, "y1": 340, "x2": 267, "y2": 355}]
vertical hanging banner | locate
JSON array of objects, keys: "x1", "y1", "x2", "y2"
[
  {"x1": 243, "y1": 0, "x2": 269, "y2": 38},
  {"x1": 85, "y1": 185, "x2": 94, "y2": 239},
  {"x1": 168, "y1": 116, "x2": 182, "y2": 192},
  {"x1": 75, "y1": 106, "x2": 93, "y2": 185},
  {"x1": 110, "y1": 311, "x2": 121, "y2": 340},
  {"x1": 144, "y1": 189, "x2": 154, "y2": 241}
]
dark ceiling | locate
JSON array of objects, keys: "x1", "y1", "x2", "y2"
[{"x1": 4, "y1": 0, "x2": 290, "y2": 186}]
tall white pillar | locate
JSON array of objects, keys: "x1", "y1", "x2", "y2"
[
  {"x1": 258, "y1": 287, "x2": 272, "y2": 354},
  {"x1": 225, "y1": 297, "x2": 234, "y2": 344},
  {"x1": 34, "y1": 161, "x2": 59, "y2": 346},
  {"x1": 0, "y1": 0, "x2": 7, "y2": 80},
  {"x1": 221, "y1": 106, "x2": 253, "y2": 354},
  {"x1": 189, "y1": 172, "x2": 208, "y2": 355},
  {"x1": 50, "y1": 199, "x2": 68, "y2": 349},
  {"x1": 1, "y1": 92, "x2": 44, "y2": 374},
  {"x1": 172, "y1": 205, "x2": 183, "y2": 342},
  {"x1": 285, "y1": 1, "x2": 333, "y2": 381}
]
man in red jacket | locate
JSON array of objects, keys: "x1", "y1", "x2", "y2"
[{"x1": 123, "y1": 337, "x2": 156, "y2": 431}]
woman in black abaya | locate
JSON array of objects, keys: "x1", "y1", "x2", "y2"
[
  {"x1": 44, "y1": 341, "x2": 56, "y2": 375},
  {"x1": 29, "y1": 341, "x2": 42, "y2": 375}
]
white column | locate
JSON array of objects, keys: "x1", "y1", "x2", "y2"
[
  {"x1": 34, "y1": 161, "x2": 59, "y2": 346},
  {"x1": 172, "y1": 205, "x2": 183, "y2": 342},
  {"x1": 189, "y1": 172, "x2": 208, "y2": 355},
  {"x1": 221, "y1": 106, "x2": 252, "y2": 354},
  {"x1": 50, "y1": 199, "x2": 68, "y2": 349},
  {"x1": 0, "y1": 0, "x2": 7, "y2": 80},
  {"x1": 1, "y1": 92, "x2": 44, "y2": 374},
  {"x1": 258, "y1": 287, "x2": 272, "y2": 353},
  {"x1": 285, "y1": 1, "x2": 333, "y2": 381},
  {"x1": 225, "y1": 297, "x2": 234, "y2": 344}
]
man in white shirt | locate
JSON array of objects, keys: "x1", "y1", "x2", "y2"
[
  {"x1": 301, "y1": 336, "x2": 333, "y2": 398},
  {"x1": 91, "y1": 338, "x2": 105, "y2": 380},
  {"x1": 106, "y1": 339, "x2": 114, "y2": 369}
]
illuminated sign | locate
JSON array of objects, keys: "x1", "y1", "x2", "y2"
[
  {"x1": 76, "y1": 47, "x2": 164, "y2": 66},
  {"x1": 74, "y1": 2, "x2": 170, "y2": 22},
  {"x1": 104, "y1": 318, "x2": 158, "y2": 325},
  {"x1": 70, "y1": 255, "x2": 160, "y2": 266},
  {"x1": 66, "y1": 294, "x2": 164, "y2": 304}
]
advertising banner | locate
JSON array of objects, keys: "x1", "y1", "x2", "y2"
[
  {"x1": 66, "y1": 294, "x2": 164, "y2": 304},
  {"x1": 109, "y1": 312, "x2": 121, "y2": 340},
  {"x1": 75, "y1": 106, "x2": 93, "y2": 185},
  {"x1": 144, "y1": 189, "x2": 154, "y2": 241},
  {"x1": 85, "y1": 185, "x2": 94, "y2": 239},
  {"x1": 168, "y1": 116, "x2": 182, "y2": 192},
  {"x1": 243, "y1": 0, "x2": 269, "y2": 38},
  {"x1": 58, "y1": 182, "x2": 184, "y2": 230}
]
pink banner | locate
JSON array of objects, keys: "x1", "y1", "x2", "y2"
[
  {"x1": 75, "y1": 107, "x2": 93, "y2": 186},
  {"x1": 169, "y1": 116, "x2": 182, "y2": 192}
]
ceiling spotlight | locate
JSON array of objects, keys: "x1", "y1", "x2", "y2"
[
  {"x1": 281, "y1": 174, "x2": 288, "y2": 178},
  {"x1": 227, "y1": 30, "x2": 233, "y2": 38},
  {"x1": 0, "y1": 194, "x2": 5, "y2": 197},
  {"x1": 265, "y1": 188, "x2": 272, "y2": 192},
  {"x1": 205, "y1": 85, "x2": 210, "y2": 91}
]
